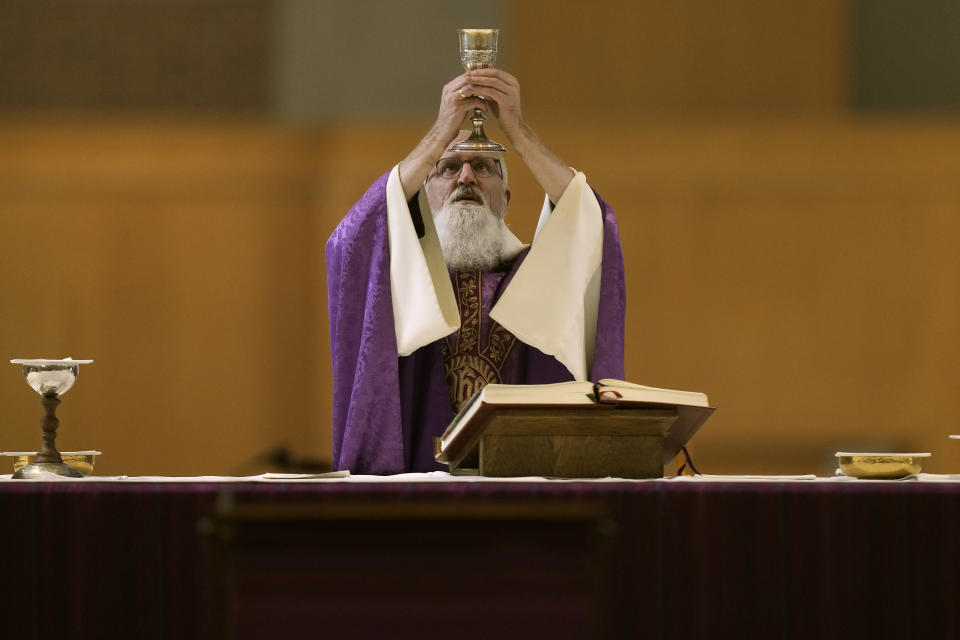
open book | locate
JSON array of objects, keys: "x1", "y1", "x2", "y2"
[{"x1": 436, "y1": 379, "x2": 713, "y2": 467}]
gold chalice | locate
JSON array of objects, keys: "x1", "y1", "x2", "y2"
[
  {"x1": 450, "y1": 28, "x2": 507, "y2": 153},
  {"x1": 9, "y1": 358, "x2": 93, "y2": 479}
]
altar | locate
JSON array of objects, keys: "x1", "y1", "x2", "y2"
[{"x1": 2, "y1": 475, "x2": 957, "y2": 639}]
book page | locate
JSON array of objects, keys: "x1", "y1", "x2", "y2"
[{"x1": 599, "y1": 379, "x2": 709, "y2": 407}]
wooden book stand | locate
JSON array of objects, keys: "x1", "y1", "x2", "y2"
[{"x1": 442, "y1": 407, "x2": 680, "y2": 479}]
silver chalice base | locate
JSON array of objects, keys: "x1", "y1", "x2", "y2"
[
  {"x1": 450, "y1": 138, "x2": 508, "y2": 153},
  {"x1": 13, "y1": 462, "x2": 84, "y2": 479}
]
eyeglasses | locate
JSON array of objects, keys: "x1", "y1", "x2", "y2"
[{"x1": 432, "y1": 156, "x2": 502, "y2": 180}]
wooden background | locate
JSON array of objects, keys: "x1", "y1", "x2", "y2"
[{"x1": 2, "y1": 1, "x2": 959, "y2": 476}]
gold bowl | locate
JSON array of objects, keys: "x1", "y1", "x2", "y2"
[
  {"x1": 3, "y1": 451, "x2": 100, "y2": 476},
  {"x1": 835, "y1": 452, "x2": 930, "y2": 479}
]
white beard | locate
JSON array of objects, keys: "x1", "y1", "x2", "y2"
[{"x1": 434, "y1": 202, "x2": 507, "y2": 271}]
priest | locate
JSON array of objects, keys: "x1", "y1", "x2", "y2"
[{"x1": 326, "y1": 68, "x2": 626, "y2": 474}]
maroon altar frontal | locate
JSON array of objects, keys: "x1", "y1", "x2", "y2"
[{"x1": 1, "y1": 479, "x2": 957, "y2": 639}]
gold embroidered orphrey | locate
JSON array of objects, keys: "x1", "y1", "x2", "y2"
[{"x1": 441, "y1": 270, "x2": 518, "y2": 411}]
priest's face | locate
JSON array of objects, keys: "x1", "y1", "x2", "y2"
[{"x1": 424, "y1": 150, "x2": 510, "y2": 219}]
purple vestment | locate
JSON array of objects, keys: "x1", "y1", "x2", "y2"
[{"x1": 326, "y1": 170, "x2": 626, "y2": 474}]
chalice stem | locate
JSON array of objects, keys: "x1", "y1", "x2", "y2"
[
  {"x1": 35, "y1": 394, "x2": 63, "y2": 464},
  {"x1": 470, "y1": 108, "x2": 487, "y2": 135}
]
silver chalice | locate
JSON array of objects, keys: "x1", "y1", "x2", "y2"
[
  {"x1": 9, "y1": 358, "x2": 93, "y2": 479},
  {"x1": 450, "y1": 28, "x2": 507, "y2": 153}
]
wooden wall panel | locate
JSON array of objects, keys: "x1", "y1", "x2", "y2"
[{"x1": 0, "y1": 122, "x2": 328, "y2": 475}]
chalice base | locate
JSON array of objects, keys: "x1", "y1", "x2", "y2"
[
  {"x1": 13, "y1": 461, "x2": 84, "y2": 479},
  {"x1": 450, "y1": 134, "x2": 508, "y2": 153}
]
